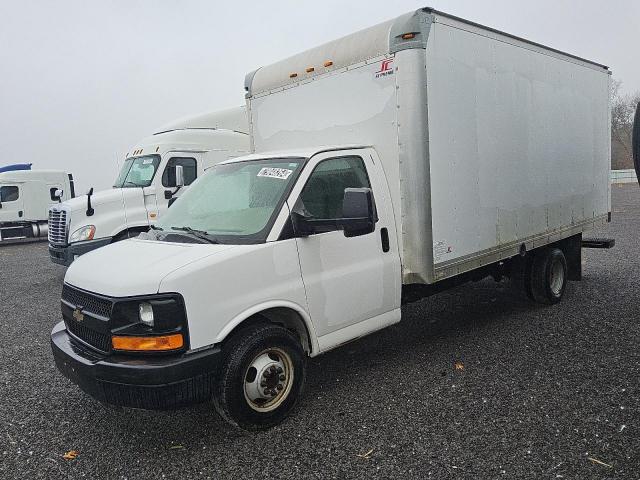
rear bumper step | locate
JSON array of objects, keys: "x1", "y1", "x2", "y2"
[{"x1": 582, "y1": 238, "x2": 615, "y2": 249}]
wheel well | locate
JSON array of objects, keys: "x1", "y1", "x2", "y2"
[
  {"x1": 225, "y1": 308, "x2": 313, "y2": 355},
  {"x1": 112, "y1": 226, "x2": 149, "y2": 243}
]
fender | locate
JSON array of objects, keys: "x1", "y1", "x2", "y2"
[{"x1": 214, "y1": 300, "x2": 320, "y2": 356}]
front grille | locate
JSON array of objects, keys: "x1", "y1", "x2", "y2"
[
  {"x1": 48, "y1": 208, "x2": 67, "y2": 246},
  {"x1": 66, "y1": 319, "x2": 111, "y2": 353},
  {"x1": 62, "y1": 284, "x2": 113, "y2": 318},
  {"x1": 62, "y1": 285, "x2": 113, "y2": 352}
]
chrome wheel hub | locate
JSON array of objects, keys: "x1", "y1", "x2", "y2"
[
  {"x1": 550, "y1": 259, "x2": 565, "y2": 296},
  {"x1": 243, "y1": 348, "x2": 293, "y2": 412}
]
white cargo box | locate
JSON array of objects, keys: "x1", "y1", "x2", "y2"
[{"x1": 246, "y1": 7, "x2": 611, "y2": 284}]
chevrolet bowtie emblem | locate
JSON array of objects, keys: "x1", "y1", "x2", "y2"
[{"x1": 72, "y1": 307, "x2": 85, "y2": 323}]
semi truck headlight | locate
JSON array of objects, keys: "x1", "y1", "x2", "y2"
[
  {"x1": 69, "y1": 225, "x2": 96, "y2": 243},
  {"x1": 139, "y1": 302, "x2": 154, "y2": 326}
]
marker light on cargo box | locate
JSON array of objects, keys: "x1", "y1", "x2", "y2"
[
  {"x1": 289, "y1": 72, "x2": 298, "y2": 78},
  {"x1": 112, "y1": 333, "x2": 183, "y2": 352},
  {"x1": 402, "y1": 33, "x2": 415, "y2": 39},
  {"x1": 306, "y1": 67, "x2": 315, "y2": 73},
  {"x1": 324, "y1": 60, "x2": 333, "y2": 67}
]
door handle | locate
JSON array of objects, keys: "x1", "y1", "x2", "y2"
[{"x1": 380, "y1": 227, "x2": 389, "y2": 252}]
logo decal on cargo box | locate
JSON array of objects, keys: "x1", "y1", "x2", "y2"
[{"x1": 375, "y1": 59, "x2": 394, "y2": 78}]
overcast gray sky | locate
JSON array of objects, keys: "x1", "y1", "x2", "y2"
[{"x1": 1, "y1": 0, "x2": 638, "y2": 191}]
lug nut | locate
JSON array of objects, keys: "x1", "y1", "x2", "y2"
[
  {"x1": 276, "y1": 367, "x2": 283, "y2": 374},
  {"x1": 270, "y1": 366, "x2": 277, "y2": 372},
  {"x1": 260, "y1": 380, "x2": 267, "y2": 387},
  {"x1": 276, "y1": 384, "x2": 283, "y2": 391},
  {"x1": 279, "y1": 374, "x2": 285, "y2": 381}
]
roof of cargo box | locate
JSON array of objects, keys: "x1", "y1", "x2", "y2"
[{"x1": 246, "y1": 7, "x2": 609, "y2": 96}]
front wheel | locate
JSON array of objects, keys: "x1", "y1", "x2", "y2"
[{"x1": 213, "y1": 323, "x2": 306, "y2": 430}]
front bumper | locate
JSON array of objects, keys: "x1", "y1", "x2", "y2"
[
  {"x1": 51, "y1": 321, "x2": 222, "y2": 409},
  {"x1": 49, "y1": 237, "x2": 112, "y2": 266}
]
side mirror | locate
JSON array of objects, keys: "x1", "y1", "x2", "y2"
[
  {"x1": 168, "y1": 197, "x2": 178, "y2": 208},
  {"x1": 54, "y1": 189, "x2": 64, "y2": 202},
  {"x1": 291, "y1": 211, "x2": 313, "y2": 237},
  {"x1": 175, "y1": 165, "x2": 185, "y2": 188},
  {"x1": 341, "y1": 188, "x2": 377, "y2": 237}
]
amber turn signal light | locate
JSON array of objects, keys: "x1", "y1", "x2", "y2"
[
  {"x1": 402, "y1": 33, "x2": 416, "y2": 40},
  {"x1": 112, "y1": 333, "x2": 184, "y2": 352}
]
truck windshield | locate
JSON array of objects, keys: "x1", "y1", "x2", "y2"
[
  {"x1": 113, "y1": 155, "x2": 161, "y2": 188},
  {"x1": 156, "y1": 158, "x2": 304, "y2": 243}
]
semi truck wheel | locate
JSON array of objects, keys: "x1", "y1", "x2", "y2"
[
  {"x1": 213, "y1": 323, "x2": 306, "y2": 430},
  {"x1": 529, "y1": 248, "x2": 567, "y2": 304}
]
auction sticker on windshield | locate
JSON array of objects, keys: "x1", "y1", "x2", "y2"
[{"x1": 257, "y1": 167, "x2": 293, "y2": 180}]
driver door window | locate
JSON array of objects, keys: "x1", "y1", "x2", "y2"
[
  {"x1": 0, "y1": 186, "x2": 19, "y2": 202},
  {"x1": 297, "y1": 156, "x2": 370, "y2": 230},
  {"x1": 163, "y1": 157, "x2": 197, "y2": 187}
]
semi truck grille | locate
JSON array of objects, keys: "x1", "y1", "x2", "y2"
[
  {"x1": 62, "y1": 284, "x2": 113, "y2": 318},
  {"x1": 48, "y1": 209, "x2": 68, "y2": 246},
  {"x1": 65, "y1": 319, "x2": 111, "y2": 353}
]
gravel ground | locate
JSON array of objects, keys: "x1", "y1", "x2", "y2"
[{"x1": 0, "y1": 185, "x2": 638, "y2": 480}]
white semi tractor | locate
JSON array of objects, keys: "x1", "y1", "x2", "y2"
[
  {"x1": 48, "y1": 107, "x2": 249, "y2": 265},
  {"x1": 0, "y1": 164, "x2": 75, "y2": 244},
  {"x1": 52, "y1": 8, "x2": 612, "y2": 430}
]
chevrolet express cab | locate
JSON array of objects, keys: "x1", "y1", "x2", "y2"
[
  {"x1": 51, "y1": 8, "x2": 612, "y2": 430},
  {"x1": 48, "y1": 107, "x2": 249, "y2": 265}
]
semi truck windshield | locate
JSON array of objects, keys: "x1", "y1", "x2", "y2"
[
  {"x1": 156, "y1": 158, "x2": 304, "y2": 243},
  {"x1": 113, "y1": 155, "x2": 161, "y2": 188}
]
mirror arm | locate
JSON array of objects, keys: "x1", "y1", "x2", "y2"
[{"x1": 86, "y1": 188, "x2": 94, "y2": 217}]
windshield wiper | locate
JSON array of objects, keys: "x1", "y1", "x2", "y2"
[
  {"x1": 171, "y1": 226, "x2": 220, "y2": 244},
  {"x1": 149, "y1": 225, "x2": 163, "y2": 231}
]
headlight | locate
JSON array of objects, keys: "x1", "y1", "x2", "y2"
[
  {"x1": 139, "y1": 302, "x2": 154, "y2": 326},
  {"x1": 110, "y1": 295, "x2": 188, "y2": 353},
  {"x1": 69, "y1": 225, "x2": 96, "y2": 243}
]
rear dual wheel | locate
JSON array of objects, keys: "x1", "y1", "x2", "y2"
[{"x1": 527, "y1": 247, "x2": 568, "y2": 304}]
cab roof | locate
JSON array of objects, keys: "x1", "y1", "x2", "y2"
[
  {"x1": 154, "y1": 106, "x2": 248, "y2": 135},
  {"x1": 0, "y1": 170, "x2": 69, "y2": 183},
  {"x1": 222, "y1": 145, "x2": 370, "y2": 164}
]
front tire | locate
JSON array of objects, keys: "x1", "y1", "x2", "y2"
[
  {"x1": 213, "y1": 323, "x2": 306, "y2": 430},
  {"x1": 529, "y1": 248, "x2": 568, "y2": 304}
]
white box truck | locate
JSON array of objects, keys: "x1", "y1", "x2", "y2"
[
  {"x1": 51, "y1": 8, "x2": 612, "y2": 430},
  {"x1": 0, "y1": 164, "x2": 75, "y2": 244},
  {"x1": 48, "y1": 106, "x2": 249, "y2": 265}
]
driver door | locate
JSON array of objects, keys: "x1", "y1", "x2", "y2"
[
  {"x1": 155, "y1": 154, "x2": 200, "y2": 216},
  {"x1": 0, "y1": 184, "x2": 23, "y2": 222},
  {"x1": 287, "y1": 149, "x2": 401, "y2": 351}
]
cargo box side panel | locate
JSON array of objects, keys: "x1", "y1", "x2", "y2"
[{"x1": 426, "y1": 21, "x2": 610, "y2": 279}]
